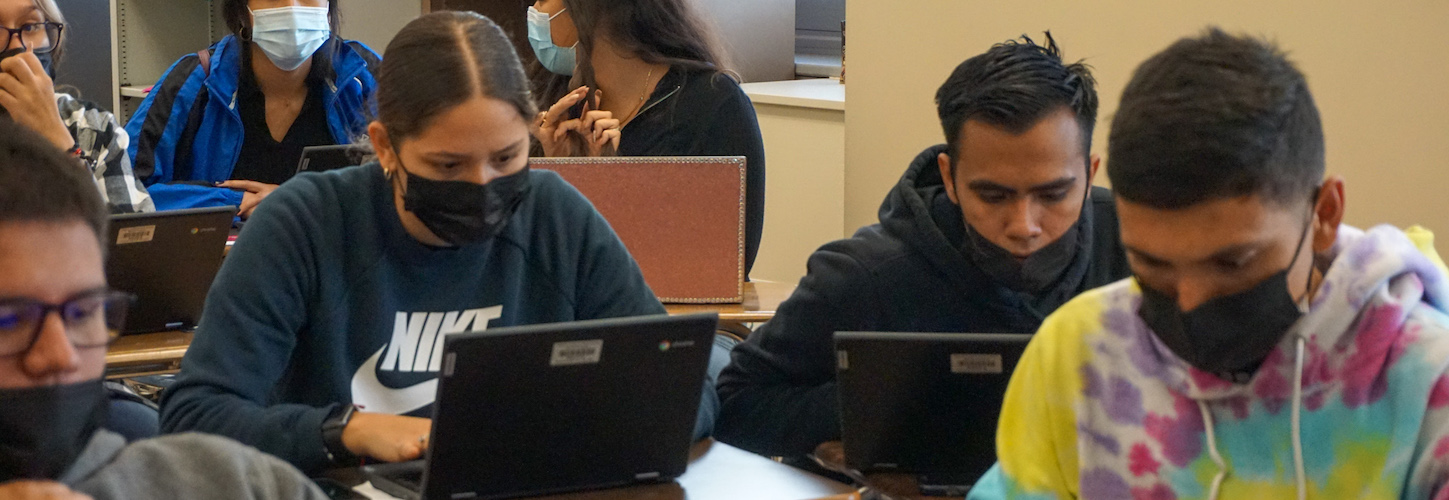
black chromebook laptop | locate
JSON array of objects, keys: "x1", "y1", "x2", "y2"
[
  {"x1": 295, "y1": 144, "x2": 372, "y2": 174},
  {"x1": 106, "y1": 206, "x2": 234, "y2": 334},
  {"x1": 363, "y1": 313, "x2": 718, "y2": 500},
  {"x1": 834, "y1": 331, "x2": 1032, "y2": 497}
]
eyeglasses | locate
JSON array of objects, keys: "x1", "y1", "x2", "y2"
[
  {"x1": 1, "y1": 22, "x2": 63, "y2": 55},
  {"x1": 0, "y1": 290, "x2": 133, "y2": 357}
]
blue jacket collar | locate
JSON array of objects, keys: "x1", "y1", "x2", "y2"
[{"x1": 203, "y1": 35, "x2": 373, "y2": 111}]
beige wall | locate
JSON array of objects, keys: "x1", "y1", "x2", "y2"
[
  {"x1": 751, "y1": 103, "x2": 846, "y2": 284},
  {"x1": 844, "y1": 1, "x2": 1449, "y2": 246}
]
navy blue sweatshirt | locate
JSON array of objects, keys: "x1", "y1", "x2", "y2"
[
  {"x1": 713, "y1": 145, "x2": 1132, "y2": 457},
  {"x1": 160, "y1": 164, "x2": 676, "y2": 472}
]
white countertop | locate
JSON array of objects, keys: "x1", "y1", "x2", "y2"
[{"x1": 740, "y1": 78, "x2": 845, "y2": 111}]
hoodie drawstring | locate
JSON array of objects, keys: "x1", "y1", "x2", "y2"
[
  {"x1": 1197, "y1": 336, "x2": 1309, "y2": 500},
  {"x1": 1291, "y1": 336, "x2": 1307, "y2": 500},
  {"x1": 1196, "y1": 399, "x2": 1227, "y2": 500}
]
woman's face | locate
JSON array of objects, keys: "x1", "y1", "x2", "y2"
[
  {"x1": 532, "y1": 0, "x2": 578, "y2": 48},
  {"x1": 377, "y1": 96, "x2": 530, "y2": 186},
  {"x1": 371, "y1": 96, "x2": 531, "y2": 246},
  {"x1": 0, "y1": 0, "x2": 51, "y2": 54}
]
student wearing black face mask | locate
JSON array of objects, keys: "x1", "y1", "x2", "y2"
[
  {"x1": 159, "y1": 12, "x2": 719, "y2": 474},
  {"x1": 714, "y1": 34, "x2": 1132, "y2": 458},
  {"x1": 0, "y1": 121, "x2": 325, "y2": 499},
  {"x1": 0, "y1": 0, "x2": 152, "y2": 214},
  {"x1": 971, "y1": 29, "x2": 1449, "y2": 500}
]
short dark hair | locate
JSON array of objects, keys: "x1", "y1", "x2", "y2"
[
  {"x1": 223, "y1": 0, "x2": 341, "y2": 39},
  {"x1": 375, "y1": 12, "x2": 537, "y2": 143},
  {"x1": 935, "y1": 32, "x2": 1097, "y2": 172},
  {"x1": 0, "y1": 120, "x2": 107, "y2": 245},
  {"x1": 1107, "y1": 28, "x2": 1324, "y2": 209}
]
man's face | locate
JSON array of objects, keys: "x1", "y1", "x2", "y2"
[
  {"x1": 939, "y1": 107, "x2": 1099, "y2": 259},
  {"x1": 0, "y1": 220, "x2": 108, "y2": 389},
  {"x1": 1117, "y1": 181, "x2": 1343, "y2": 312}
]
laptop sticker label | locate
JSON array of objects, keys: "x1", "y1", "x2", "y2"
[
  {"x1": 950, "y1": 353, "x2": 1003, "y2": 374},
  {"x1": 837, "y1": 350, "x2": 849, "y2": 370},
  {"x1": 116, "y1": 225, "x2": 156, "y2": 245},
  {"x1": 550, "y1": 339, "x2": 604, "y2": 366}
]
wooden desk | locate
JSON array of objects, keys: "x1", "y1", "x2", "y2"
[
  {"x1": 105, "y1": 330, "x2": 192, "y2": 378},
  {"x1": 103, "y1": 282, "x2": 797, "y2": 378},
  {"x1": 664, "y1": 280, "x2": 794, "y2": 324},
  {"x1": 338, "y1": 440, "x2": 857, "y2": 500}
]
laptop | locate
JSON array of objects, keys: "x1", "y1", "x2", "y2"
[
  {"x1": 834, "y1": 331, "x2": 1032, "y2": 496},
  {"x1": 295, "y1": 144, "x2": 372, "y2": 174},
  {"x1": 106, "y1": 206, "x2": 235, "y2": 334},
  {"x1": 363, "y1": 313, "x2": 718, "y2": 500}
]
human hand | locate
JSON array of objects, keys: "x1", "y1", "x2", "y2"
[
  {"x1": 340, "y1": 412, "x2": 432, "y2": 463},
  {"x1": 533, "y1": 87, "x2": 620, "y2": 157},
  {"x1": 216, "y1": 180, "x2": 280, "y2": 219},
  {"x1": 576, "y1": 92, "x2": 620, "y2": 156},
  {"x1": 0, "y1": 52, "x2": 72, "y2": 151}
]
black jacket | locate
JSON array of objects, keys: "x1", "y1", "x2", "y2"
[
  {"x1": 714, "y1": 145, "x2": 1131, "y2": 456},
  {"x1": 617, "y1": 67, "x2": 766, "y2": 275}
]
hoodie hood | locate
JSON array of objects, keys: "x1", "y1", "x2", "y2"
[
  {"x1": 880, "y1": 145, "x2": 1106, "y2": 319},
  {"x1": 58, "y1": 430, "x2": 125, "y2": 486},
  {"x1": 1145, "y1": 225, "x2": 1449, "y2": 401}
]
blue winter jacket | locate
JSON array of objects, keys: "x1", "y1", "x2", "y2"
[{"x1": 125, "y1": 35, "x2": 379, "y2": 211}]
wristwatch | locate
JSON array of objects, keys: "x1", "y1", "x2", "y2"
[{"x1": 321, "y1": 404, "x2": 360, "y2": 464}]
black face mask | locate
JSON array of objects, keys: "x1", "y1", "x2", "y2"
[
  {"x1": 963, "y1": 221, "x2": 1081, "y2": 293},
  {"x1": 960, "y1": 182, "x2": 1090, "y2": 293},
  {"x1": 1137, "y1": 217, "x2": 1315, "y2": 379},
  {"x1": 36, "y1": 52, "x2": 53, "y2": 78},
  {"x1": 393, "y1": 155, "x2": 532, "y2": 247},
  {"x1": 0, "y1": 379, "x2": 108, "y2": 482}
]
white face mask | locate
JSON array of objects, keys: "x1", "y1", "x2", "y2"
[
  {"x1": 526, "y1": 6, "x2": 576, "y2": 76},
  {"x1": 249, "y1": 6, "x2": 331, "y2": 71}
]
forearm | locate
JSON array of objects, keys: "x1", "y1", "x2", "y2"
[{"x1": 160, "y1": 383, "x2": 334, "y2": 473}]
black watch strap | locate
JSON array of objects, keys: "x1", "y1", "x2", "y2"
[{"x1": 322, "y1": 404, "x2": 360, "y2": 464}]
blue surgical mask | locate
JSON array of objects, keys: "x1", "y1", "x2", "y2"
[
  {"x1": 249, "y1": 6, "x2": 331, "y2": 72},
  {"x1": 527, "y1": 6, "x2": 576, "y2": 76}
]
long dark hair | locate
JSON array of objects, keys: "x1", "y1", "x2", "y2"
[
  {"x1": 375, "y1": 12, "x2": 537, "y2": 144},
  {"x1": 561, "y1": 0, "x2": 733, "y2": 95}
]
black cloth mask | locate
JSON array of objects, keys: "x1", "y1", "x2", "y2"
[
  {"x1": 959, "y1": 185, "x2": 1090, "y2": 294},
  {"x1": 1137, "y1": 215, "x2": 1315, "y2": 379},
  {"x1": 393, "y1": 155, "x2": 531, "y2": 247},
  {"x1": 36, "y1": 52, "x2": 53, "y2": 78},
  {"x1": 963, "y1": 219, "x2": 1082, "y2": 293},
  {"x1": 0, "y1": 379, "x2": 107, "y2": 482}
]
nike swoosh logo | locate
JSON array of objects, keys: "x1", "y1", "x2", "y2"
[{"x1": 351, "y1": 347, "x2": 437, "y2": 415}]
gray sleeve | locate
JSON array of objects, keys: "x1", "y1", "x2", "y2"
[{"x1": 73, "y1": 434, "x2": 328, "y2": 500}]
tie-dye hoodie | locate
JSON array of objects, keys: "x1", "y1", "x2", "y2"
[{"x1": 968, "y1": 225, "x2": 1449, "y2": 500}]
